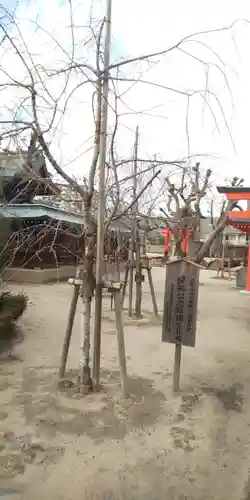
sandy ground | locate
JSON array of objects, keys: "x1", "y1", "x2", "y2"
[{"x1": 1, "y1": 268, "x2": 250, "y2": 499}]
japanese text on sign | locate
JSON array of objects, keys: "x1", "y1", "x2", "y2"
[{"x1": 162, "y1": 260, "x2": 200, "y2": 347}]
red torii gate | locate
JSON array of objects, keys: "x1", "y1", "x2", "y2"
[
  {"x1": 217, "y1": 186, "x2": 250, "y2": 292},
  {"x1": 162, "y1": 228, "x2": 193, "y2": 255}
]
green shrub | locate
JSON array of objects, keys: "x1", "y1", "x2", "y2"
[{"x1": 0, "y1": 292, "x2": 28, "y2": 335}]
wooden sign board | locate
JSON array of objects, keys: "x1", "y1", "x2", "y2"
[{"x1": 162, "y1": 259, "x2": 200, "y2": 347}]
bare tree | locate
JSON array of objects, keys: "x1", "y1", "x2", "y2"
[
  {"x1": 0, "y1": 1, "x2": 246, "y2": 388},
  {"x1": 159, "y1": 164, "x2": 245, "y2": 263},
  {"x1": 207, "y1": 175, "x2": 244, "y2": 258},
  {"x1": 158, "y1": 162, "x2": 211, "y2": 256}
]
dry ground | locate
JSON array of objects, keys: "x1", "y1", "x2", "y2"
[{"x1": 1, "y1": 268, "x2": 250, "y2": 499}]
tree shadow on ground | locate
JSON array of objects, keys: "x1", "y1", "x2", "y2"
[
  {"x1": 10, "y1": 367, "x2": 166, "y2": 442},
  {"x1": 0, "y1": 325, "x2": 23, "y2": 363}
]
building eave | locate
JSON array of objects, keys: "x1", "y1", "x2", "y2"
[{"x1": 0, "y1": 203, "x2": 84, "y2": 226}]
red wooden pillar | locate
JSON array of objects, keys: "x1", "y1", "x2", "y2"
[
  {"x1": 163, "y1": 229, "x2": 170, "y2": 253},
  {"x1": 246, "y1": 243, "x2": 250, "y2": 292},
  {"x1": 183, "y1": 234, "x2": 188, "y2": 254},
  {"x1": 163, "y1": 228, "x2": 192, "y2": 256}
]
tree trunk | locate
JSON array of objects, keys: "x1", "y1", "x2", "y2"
[
  {"x1": 187, "y1": 227, "x2": 201, "y2": 259},
  {"x1": 80, "y1": 292, "x2": 93, "y2": 393},
  {"x1": 174, "y1": 236, "x2": 185, "y2": 257},
  {"x1": 196, "y1": 215, "x2": 229, "y2": 264},
  {"x1": 78, "y1": 202, "x2": 96, "y2": 393}
]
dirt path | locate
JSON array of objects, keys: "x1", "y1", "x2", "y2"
[{"x1": 1, "y1": 269, "x2": 250, "y2": 499}]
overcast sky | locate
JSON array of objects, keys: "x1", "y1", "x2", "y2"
[
  {"x1": 113, "y1": 0, "x2": 250, "y2": 183},
  {"x1": 1, "y1": 0, "x2": 250, "y2": 195}
]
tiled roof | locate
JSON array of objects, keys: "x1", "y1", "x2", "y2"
[{"x1": 0, "y1": 203, "x2": 84, "y2": 225}]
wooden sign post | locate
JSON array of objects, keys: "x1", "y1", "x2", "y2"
[{"x1": 162, "y1": 259, "x2": 201, "y2": 392}]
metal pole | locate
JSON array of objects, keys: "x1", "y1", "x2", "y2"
[{"x1": 93, "y1": 0, "x2": 112, "y2": 390}]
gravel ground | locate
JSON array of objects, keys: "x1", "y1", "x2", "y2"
[{"x1": 1, "y1": 268, "x2": 250, "y2": 500}]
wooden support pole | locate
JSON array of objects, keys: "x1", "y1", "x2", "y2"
[
  {"x1": 59, "y1": 270, "x2": 81, "y2": 379},
  {"x1": 113, "y1": 289, "x2": 128, "y2": 398},
  {"x1": 135, "y1": 233, "x2": 142, "y2": 319},
  {"x1": 221, "y1": 234, "x2": 225, "y2": 278},
  {"x1": 128, "y1": 240, "x2": 134, "y2": 317},
  {"x1": 92, "y1": 0, "x2": 112, "y2": 390},
  {"x1": 110, "y1": 292, "x2": 114, "y2": 310},
  {"x1": 146, "y1": 266, "x2": 159, "y2": 318},
  {"x1": 133, "y1": 126, "x2": 142, "y2": 319},
  {"x1": 172, "y1": 343, "x2": 182, "y2": 392},
  {"x1": 228, "y1": 258, "x2": 231, "y2": 279},
  {"x1": 116, "y1": 231, "x2": 121, "y2": 281},
  {"x1": 140, "y1": 233, "x2": 146, "y2": 256},
  {"x1": 121, "y1": 265, "x2": 129, "y2": 306}
]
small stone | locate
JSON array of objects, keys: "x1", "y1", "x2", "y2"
[
  {"x1": 23, "y1": 449, "x2": 36, "y2": 464},
  {"x1": 4, "y1": 431, "x2": 15, "y2": 440},
  {"x1": 0, "y1": 435, "x2": 5, "y2": 452},
  {"x1": 30, "y1": 440, "x2": 44, "y2": 452},
  {"x1": 176, "y1": 412, "x2": 185, "y2": 421},
  {"x1": 58, "y1": 379, "x2": 75, "y2": 390}
]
